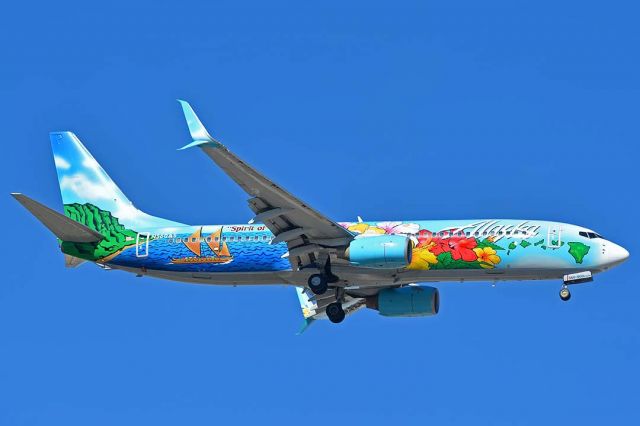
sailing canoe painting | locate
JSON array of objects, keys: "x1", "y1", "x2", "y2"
[{"x1": 171, "y1": 227, "x2": 233, "y2": 265}]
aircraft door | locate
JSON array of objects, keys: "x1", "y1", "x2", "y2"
[
  {"x1": 547, "y1": 224, "x2": 562, "y2": 248},
  {"x1": 136, "y1": 232, "x2": 150, "y2": 257}
]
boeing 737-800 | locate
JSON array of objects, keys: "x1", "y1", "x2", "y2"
[{"x1": 12, "y1": 101, "x2": 629, "y2": 330}]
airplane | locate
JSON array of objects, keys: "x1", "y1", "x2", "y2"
[{"x1": 12, "y1": 101, "x2": 630, "y2": 331}]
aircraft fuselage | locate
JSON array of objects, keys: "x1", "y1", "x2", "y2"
[{"x1": 83, "y1": 218, "x2": 627, "y2": 289}]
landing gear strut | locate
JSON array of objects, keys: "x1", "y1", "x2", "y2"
[
  {"x1": 559, "y1": 285, "x2": 571, "y2": 302},
  {"x1": 326, "y1": 302, "x2": 346, "y2": 323}
]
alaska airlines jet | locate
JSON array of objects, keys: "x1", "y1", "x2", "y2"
[{"x1": 12, "y1": 101, "x2": 629, "y2": 330}]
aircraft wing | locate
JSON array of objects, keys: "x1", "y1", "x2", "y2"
[{"x1": 177, "y1": 100, "x2": 354, "y2": 270}]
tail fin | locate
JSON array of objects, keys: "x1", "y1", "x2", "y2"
[{"x1": 50, "y1": 132, "x2": 183, "y2": 230}]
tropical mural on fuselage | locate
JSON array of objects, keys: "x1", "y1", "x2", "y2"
[
  {"x1": 102, "y1": 225, "x2": 290, "y2": 273},
  {"x1": 339, "y1": 220, "x2": 594, "y2": 270}
]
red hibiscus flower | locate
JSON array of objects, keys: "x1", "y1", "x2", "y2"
[
  {"x1": 431, "y1": 236, "x2": 478, "y2": 261},
  {"x1": 430, "y1": 237, "x2": 451, "y2": 256},
  {"x1": 449, "y1": 237, "x2": 478, "y2": 261},
  {"x1": 417, "y1": 230, "x2": 434, "y2": 248}
]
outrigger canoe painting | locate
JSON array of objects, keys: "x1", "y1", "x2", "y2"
[
  {"x1": 12, "y1": 100, "x2": 629, "y2": 330},
  {"x1": 171, "y1": 227, "x2": 233, "y2": 265}
]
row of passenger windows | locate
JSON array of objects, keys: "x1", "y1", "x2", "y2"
[
  {"x1": 168, "y1": 235, "x2": 273, "y2": 244},
  {"x1": 435, "y1": 230, "x2": 532, "y2": 237},
  {"x1": 579, "y1": 231, "x2": 604, "y2": 239}
]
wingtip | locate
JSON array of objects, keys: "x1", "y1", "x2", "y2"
[
  {"x1": 176, "y1": 100, "x2": 219, "y2": 148},
  {"x1": 296, "y1": 318, "x2": 315, "y2": 335}
]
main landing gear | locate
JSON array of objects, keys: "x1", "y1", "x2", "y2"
[
  {"x1": 306, "y1": 258, "x2": 339, "y2": 295},
  {"x1": 307, "y1": 273, "x2": 328, "y2": 295},
  {"x1": 326, "y1": 302, "x2": 346, "y2": 323}
]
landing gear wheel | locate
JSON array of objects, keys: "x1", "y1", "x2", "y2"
[
  {"x1": 559, "y1": 286, "x2": 571, "y2": 301},
  {"x1": 326, "y1": 302, "x2": 346, "y2": 324},
  {"x1": 308, "y1": 274, "x2": 328, "y2": 295}
]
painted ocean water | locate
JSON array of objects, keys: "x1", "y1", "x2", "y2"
[{"x1": 109, "y1": 238, "x2": 292, "y2": 272}]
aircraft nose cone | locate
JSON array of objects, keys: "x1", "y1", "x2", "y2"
[{"x1": 606, "y1": 242, "x2": 630, "y2": 266}]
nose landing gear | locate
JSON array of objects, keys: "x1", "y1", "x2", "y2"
[
  {"x1": 559, "y1": 285, "x2": 571, "y2": 301},
  {"x1": 559, "y1": 271, "x2": 593, "y2": 301}
]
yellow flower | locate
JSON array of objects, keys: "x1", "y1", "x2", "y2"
[
  {"x1": 365, "y1": 226, "x2": 386, "y2": 235},
  {"x1": 348, "y1": 223, "x2": 370, "y2": 234},
  {"x1": 473, "y1": 246, "x2": 501, "y2": 269},
  {"x1": 408, "y1": 246, "x2": 438, "y2": 270},
  {"x1": 347, "y1": 223, "x2": 386, "y2": 235}
]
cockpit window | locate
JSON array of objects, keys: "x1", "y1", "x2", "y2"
[{"x1": 579, "y1": 231, "x2": 604, "y2": 239}]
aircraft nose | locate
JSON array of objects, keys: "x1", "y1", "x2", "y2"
[{"x1": 605, "y1": 242, "x2": 629, "y2": 266}]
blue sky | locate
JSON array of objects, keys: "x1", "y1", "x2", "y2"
[{"x1": 1, "y1": 1, "x2": 639, "y2": 424}]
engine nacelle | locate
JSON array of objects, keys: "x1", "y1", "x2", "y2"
[
  {"x1": 366, "y1": 286, "x2": 440, "y2": 317},
  {"x1": 346, "y1": 235, "x2": 413, "y2": 269}
]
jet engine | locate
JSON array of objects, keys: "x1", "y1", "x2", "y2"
[
  {"x1": 366, "y1": 286, "x2": 440, "y2": 317},
  {"x1": 346, "y1": 235, "x2": 413, "y2": 269}
]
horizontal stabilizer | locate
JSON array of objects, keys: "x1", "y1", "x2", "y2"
[
  {"x1": 11, "y1": 193, "x2": 103, "y2": 243},
  {"x1": 64, "y1": 254, "x2": 87, "y2": 268}
]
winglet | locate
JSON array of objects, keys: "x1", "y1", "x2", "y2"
[
  {"x1": 177, "y1": 100, "x2": 220, "y2": 150},
  {"x1": 296, "y1": 318, "x2": 315, "y2": 335}
]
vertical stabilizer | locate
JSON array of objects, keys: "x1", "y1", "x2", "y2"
[{"x1": 50, "y1": 132, "x2": 183, "y2": 230}]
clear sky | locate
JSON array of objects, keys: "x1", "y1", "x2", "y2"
[{"x1": 1, "y1": 1, "x2": 638, "y2": 424}]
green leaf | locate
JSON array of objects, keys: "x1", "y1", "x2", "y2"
[
  {"x1": 437, "y1": 252, "x2": 453, "y2": 265},
  {"x1": 476, "y1": 239, "x2": 505, "y2": 251}
]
